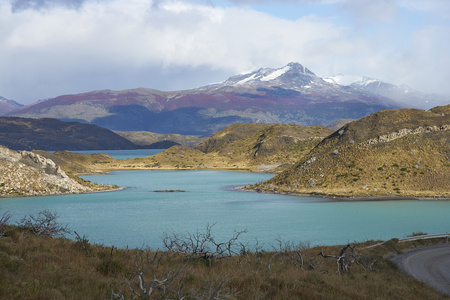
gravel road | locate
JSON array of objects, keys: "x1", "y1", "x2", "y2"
[{"x1": 392, "y1": 243, "x2": 450, "y2": 295}]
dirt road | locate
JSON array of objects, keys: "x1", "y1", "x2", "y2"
[{"x1": 392, "y1": 243, "x2": 450, "y2": 295}]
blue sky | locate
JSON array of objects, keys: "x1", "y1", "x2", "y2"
[{"x1": 1, "y1": 0, "x2": 450, "y2": 104}]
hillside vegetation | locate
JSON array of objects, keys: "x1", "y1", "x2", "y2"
[
  {"x1": 51, "y1": 123, "x2": 333, "y2": 174},
  {"x1": 249, "y1": 105, "x2": 450, "y2": 198},
  {"x1": 0, "y1": 221, "x2": 448, "y2": 299},
  {"x1": 0, "y1": 117, "x2": 137, "y2": 151}
]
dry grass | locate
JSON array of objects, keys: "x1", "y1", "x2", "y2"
[
  {"x1": 49, "y1": 124, "x2": 333, "y2": 175},
  {"x1": 0, "y1": 225, "x2": 449, "y2": 299},
  {"x1": 255, "y1": 106, "x2": 450, "y2": 198}
]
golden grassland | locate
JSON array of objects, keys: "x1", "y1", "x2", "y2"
[
  {"x1": 250, "y1": 106, "x2": 450, "y2": 198},
  {"x1": 252, "y1": 132, "x2": 450, "y2": 198},
  {"x1": 38, "y1": 124, "x2": 333, "y2": 175},
  {"x1": 1, "y1": 225, "x2": 449, "y2": 299}
]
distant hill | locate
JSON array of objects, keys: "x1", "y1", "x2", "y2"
[
  {"x1": 114, "y1": 131, "x2": 205, "y2": 148},
  {"x1": 324, "y1": 75, "x2": 450, "y2": 109},
  {"x1": 325, "y1": 119, "x2": 355, "y2": 131},
  {"x1": 49, "y1": 123, "x2": 334, "y2": 173},
  {"x1": 249, "y1": 105, "x2": 450, "y2": 198},
  {"x1": 0, "y1": 117, "x2": 138, "y2": 151},
  {"x1": 8, "y1": 62, "x2": 400, "y2": 135},
  {"x1": 0, "y1": 96, "x2": 22, "y2": 115}
]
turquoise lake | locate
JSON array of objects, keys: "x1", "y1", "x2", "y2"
[
  {"x1": 73, "y1": 149, "x2": 165, "y2": 159},
  {"x1": 1, "y1": 162, "x2": 449, "y2": 250}
]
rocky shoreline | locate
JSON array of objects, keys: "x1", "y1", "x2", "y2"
[{"x1": 0, "y1": 145, "x2": 117, "y2": 198}]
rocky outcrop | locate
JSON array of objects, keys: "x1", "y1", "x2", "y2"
[
  {"x1": 0, "y1": 146, "x2": 93, "y2": 197},
  {"x1": 363, "y1": 124, "x2": 449, "y2": 146}
]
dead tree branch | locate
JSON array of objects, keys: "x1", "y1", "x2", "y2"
[
  {"x1": 162, "y1": 223, "x2": 247, "y2": 264},
  {"x1": 0, "y1": 209, "x2": 11, "y2": 237},
  {"x1": 111, "y1": 249, "x2": 186, "y2": 299},
  {"x1": 74, "y1": 231, "x2": 90, "y2": 255},
  {"x1": 19, "y1": 210, "x2": 70, "y2": 237},
  {"x1": 319, "y1": 244, "x2": 356, "y2": 274}
]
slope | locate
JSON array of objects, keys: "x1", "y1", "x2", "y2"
[
  {"x1": 0, "y1": 96, "x2": 22, "y2": 115},
  {"x1": 0, "y1": 146, "x2": 116, "y2": 197},
  {"x1": 249, "y1": 105, "x2": 450, "y2": 198},
  {"x1": 0, "y1": 117, "x2": 138, "y2": 151}
]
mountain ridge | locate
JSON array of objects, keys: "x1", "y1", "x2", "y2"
[
  {"x1": 324, "y1": 75, "x2": 450, "y2": 109},
  {"x1": 6, "y1": 62, "x2": 401, "y2": 135},
  {"x1": 0, "y1": 96, "x2": 22, "y2": 115},
  {"x1": 0, "y1": 117, "x2": 138, "y2": 151}
]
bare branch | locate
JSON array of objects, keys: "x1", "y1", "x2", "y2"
[
  {"x1": 162, "y1": 223, "x2": 247, "y2": 263},
  {"x1": 0, "y1": 209, "x2": 12, "y2": 237},
  {"x1": 19, "y1": 210, "x2": 70, "y2": 237},
  {"x1": 319, "y1": 244, "x2": 356, "y2": 274},
  {"x1": 74, "y1": 231, "x2": 90, "y2": 255}
]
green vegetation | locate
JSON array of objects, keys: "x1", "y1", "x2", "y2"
[{"x1": 0, "y1": 212, "x2": 448, "y2": 299}]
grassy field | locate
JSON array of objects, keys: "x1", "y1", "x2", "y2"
[{"x1": 0, "y1": 214, "x2": 449, "y2": 299}]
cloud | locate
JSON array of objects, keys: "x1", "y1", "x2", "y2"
[
  {"x1": 0, "y1": 0, "x2": 449, "y2": 104},
  {"x1": 11, "y1": 0, "x2": 86, "y2": 12},
  {"x1": 338, "y1": 0, "x2": 399, "y2": 24},
  {"x1": 224, "y1": 0, "x2": 343, "y2": 4}
]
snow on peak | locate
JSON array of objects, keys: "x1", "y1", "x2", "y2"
[
  {"x1": 323, "y1": 74, "x2": 364, "y2": 86},
  {"x1": 260, "y1": 65, "x2": 291, "y2": 82}
]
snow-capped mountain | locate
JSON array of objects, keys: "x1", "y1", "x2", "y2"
[
  {"x1": 324, "y1": 75, "x2": 450, "y2": 109},
  {"x1": 207, "y1": 62, "x2": 320, "y2": 90},
  {"x1": 7, "y1": 62, "x2": 401, "y2": 135}
]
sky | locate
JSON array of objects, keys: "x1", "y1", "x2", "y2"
[{"x1": 1, "y1": 0, "x2": 450, "y2": 104}]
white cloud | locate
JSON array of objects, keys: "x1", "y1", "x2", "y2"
[
  {"x1": 0, "y1": 0, "x2": 449, "y2": 103},
  {"x1": 339, "y1": 0, "x2": 399, "y2": 24}
]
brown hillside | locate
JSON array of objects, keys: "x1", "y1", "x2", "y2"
[
  {"x1": 53, "y1": 124, "x2": 333, "y2": 173},
  {"x1": 196, "y1": 123, "x2": 273, "y2": 153},
  {"x1": 250, "y1": 105, "x2": 450, "y2": 198}
]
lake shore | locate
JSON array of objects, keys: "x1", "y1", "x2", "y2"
[{"x1": 235, "y1": 186, "x2": 450, "y2": 201}]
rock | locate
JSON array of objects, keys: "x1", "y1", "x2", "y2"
[{"x1": 0, "y1": 146, "x2": 93, "y2": 197}]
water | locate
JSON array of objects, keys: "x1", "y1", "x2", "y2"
[
  {"x1": 1, "y1": 169, "x2": 449, "y2": 250},
  {"x1": 72, "y1": 149, "x2": 165, "y2": 159}
]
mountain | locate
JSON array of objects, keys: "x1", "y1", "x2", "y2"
[
  {"x1": 0, "y1": 117, "x2": 138, "y2": 151},
  {"x1": 325, "y1": 75, "x2": 450, "y2": 109},
  {"x1": 0, "y1": 96, "x2": 22, "y2": 115},
  {"x1": 8, "y1": 63, "x2": 400, "y2": 135},
  {"x1": 0, "y1": 145, "x2": 115, "y2": 197},
  {"x1": 248, "y1": 105, "x2": 450, "y2": 198}
]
